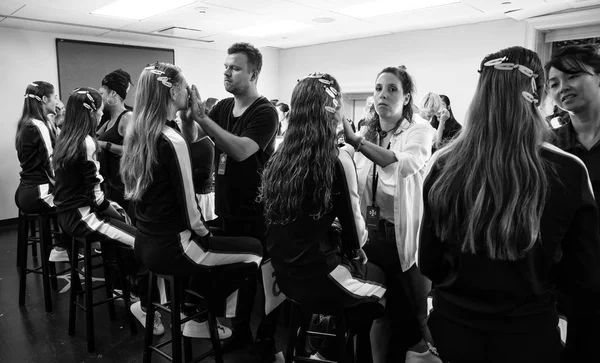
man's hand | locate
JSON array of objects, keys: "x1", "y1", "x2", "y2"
[{"x1": 188, "y1": 85, "x2": 206, "y2": 123}]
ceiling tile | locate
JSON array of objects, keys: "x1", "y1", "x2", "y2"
[{"x1": 10, "y1": 3, "x2": 137, "y2": 29}]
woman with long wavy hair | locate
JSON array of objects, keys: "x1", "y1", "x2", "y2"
[
  {"x1": 260, "y1": 72, "x2": 386, "y2": 361},
  {"x1": 419, "y1": 46, "x2": 600, "y2": 362},
  {"x1": 120, "y1": 62, "x2": 262, "y2": 340},
  {"x1": 342, "y1": 66, "x2": 435, "y2": 362}
]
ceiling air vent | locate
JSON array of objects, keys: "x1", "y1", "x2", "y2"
[{"x1": 157, "y1": 26, "x2": 203, "y2": 38}]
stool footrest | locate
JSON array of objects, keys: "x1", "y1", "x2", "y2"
[
  {"x1": 305, "y1": 330, "x2": 338, "y2": 339},
  {"x1": 149, "y1": 346, "x2": 174, "y2": 361},
  {"x1": 154, "y1": 338, "x2": 172, "y2": 350},
  {"x1": 295, "y1": 357, "x2": 337, "y2": 363},
  {"x1": 191, "y1": 349, "x2": 215, "y2": 363}
]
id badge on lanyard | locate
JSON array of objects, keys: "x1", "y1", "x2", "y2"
[{"x1": 366, "y1": 163, "x2": 380, "y2": 231}]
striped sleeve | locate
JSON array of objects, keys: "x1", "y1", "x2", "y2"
[
  {"x1": 82, "y1": 136, "x2": 109, "y2": 211},
  {"x1": 30, "y1": 119, "x2": 55, "y2": 182},
  {"x1": 335, "y1": 149, "x2": 368, "y2": 249},
  {"x1": 163, "y1": 127, "x2": 210, "y2": 237}
]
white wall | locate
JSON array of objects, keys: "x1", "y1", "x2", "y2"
[
  {"x1": 0, "y1": 27, "x2": 278, "y2": 220},
  {"x1": 278, "y1": 19, "x2": 529, "y2": 124}
]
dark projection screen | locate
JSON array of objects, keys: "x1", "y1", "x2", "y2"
[{"x1": 55, "y1": 39, "x2": 175, "y2": 103}]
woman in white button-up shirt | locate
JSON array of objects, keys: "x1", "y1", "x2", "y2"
[{"x1": 343, "y1": 66, "x2": 435, "y2": 362}]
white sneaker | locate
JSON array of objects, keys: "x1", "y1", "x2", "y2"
[
  {"x1": 182, "y1": 319, "x2": 232, "y2": 339},
  {"x1": 309, "y1": 353, "x2": 326, "y2": 361},
  {"x1": 113, "y1": 289, "x2": 140, "y2": 304},
  {"x1": 130, "y1": 301, "x2": 165, "y2": 336},
  {"x1": 49, "y1": 248, "x2": 69, "y2": 262}
]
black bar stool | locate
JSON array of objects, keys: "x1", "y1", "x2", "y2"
[
  {"x1": 285, "y1": 299, "x2": 355, "y2": 363},
  {"x1": 143, "y1": 272, "x2": 224, "y2": 363},
  {"x1": 68, "y1": 237, "x2": 137, "y2": 352},
  {"x1": 17, "y1": 210, "x2": 70, "y2": 312}
]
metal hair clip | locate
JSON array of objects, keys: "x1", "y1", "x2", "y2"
[
  {"x1": 157, "y1": 76, "x2": 172, "y2": 88},
  {"x1": 29, "y1": 82, "x2": 39, "y2": 87},
  {"x1": 483, "y1": 56, "x2": 508, "y2": 67},
  {"x1": 24, "y1": 94, "x2": 42, "y2": 101}
]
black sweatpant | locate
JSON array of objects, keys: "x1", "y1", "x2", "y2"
[
  {"x1": 363, "y1": 220, "x2": 423, "y2": 360},
  {"x1": 134, "y1": 229, "x2": 262, "y2": 317},
  {"x1": 221, "y1": 217, "x2": 282, "y2": 341}
]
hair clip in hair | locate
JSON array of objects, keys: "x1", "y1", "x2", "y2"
[
  {"x1": 24, "y1": 94, "x2": 42, "y2": 101},
  {"x1": 29, "y1": 82, "x2": 39, "y2": 87},
  {"x1": 332, "y1": 99, "x2": 339, "y2": 108},
  {"x1": 493, "y1": 63, "x2": 517, "y2": 71},
  {"x1": 156, "y1": 76, "x2": 172, "y2": 88},
  {"x1": 483, "y1": 56, "x2": 508, "y2": 67},
  {"x1": 82, "y1": 103, "x2": 93, "y2": 111},
  {"x1": 521, "y1": 91, "x2": 539, "y2": 105},
  {"x1": 325, "y1": 87, "x2": 337, "y2": 99},
  {"x1": 324, "y1": 106, "x2": 337, "y2": 114},
  {"x1": 318, "y1": 78, "x2": 333, "y2": 85}
]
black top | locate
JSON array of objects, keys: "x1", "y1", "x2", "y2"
[
  {"x1": 267, "y1": 150, "x2": 368, "y2": 280},
  {"x1": 209, "y1": 97, "x2": 278, "y2": 220},
  {"x1": 552, "y1": 121, "x2": 600, "y2": 214},
  {"x1": 134, "y1": 123, "x2": 210, "y2": 238},
  {"x1": 54, "y1": 136, "x2": 110, "y2": 212},
  {"x1": 16, "y1": 118, "x2": 57, "y2": 186},
  {"x1": 419, "y1": 143, "x2": 600, "y2": 344},
  {"x1": 98, "y1": 110, "x2": 129, "y2": 193}
]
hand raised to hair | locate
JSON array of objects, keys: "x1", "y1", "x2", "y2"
[
  {"x1": 439, "y1": 109, "x2": 450, "y2": 127},
  {"x1": 188, "y1": 85, "x2": 206, "y2": 123},
  {"x1": 340, "y1": 112, "x2": 359, "y2": 146}
]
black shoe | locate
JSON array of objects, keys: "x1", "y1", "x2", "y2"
[{"x1": 223, "y1": 326, "x2": 254, "y2": 352}]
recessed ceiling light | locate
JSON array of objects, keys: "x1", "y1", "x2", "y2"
[
  {"x1": 228, "y1": 20, "x2": 313, "y2": 38},
  {"x1": 92, "y1": 0, "x2": 196, "y2": 21},
  {"x1": 336, "y1": 0, "x2": 461, "y2": 19},
  {"x1": 312, "y1": 17, "x2": 335, "y2": 23},
  {"x1": 195, "y1": 6, "x2": 209, "y2": 14}
]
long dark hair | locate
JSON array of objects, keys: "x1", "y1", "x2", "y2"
[
  {"x1": 15, "y1": 81, "x2": 55, "y2": 148},
  {"x1": 259, "y1": 73, "x2": 341, "y2": 225},
  {"x1": 364, "y1": 66, "x2": 415, "y2": 143},
  {"x1": 53, "y1": 87, "x2": 102, "y2": 171},
  {"x1": 428, "y1": 46, "x2": 550, "y2": 261}
]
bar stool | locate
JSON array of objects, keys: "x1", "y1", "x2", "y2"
[
  {"x1": 68, "y1": 237, "x2": 138, "y2": 352},
  {"x1": 143, "y1": 272, "x2": 224, "y2": 363},
  {"x1": 17, "y1": 210, "x2": 69, "y2": 312},
  {"x1": 285, "y1": 298, "x2": 355, "y2": 363}
]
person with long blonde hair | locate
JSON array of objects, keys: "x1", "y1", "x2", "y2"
[
  {"x1": 260, "y1": 72, "x2": 386, "y2": 361},
  {"x1": 120, "y1": 62, "x2": 262, "y2": 341},
  {"x1": 419, "y1": 46, "x2": 600, "y2": 362}
]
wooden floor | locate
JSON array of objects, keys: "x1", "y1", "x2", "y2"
[{"x1": 0, "y1": 225, "x2": 288, "y2": 363}]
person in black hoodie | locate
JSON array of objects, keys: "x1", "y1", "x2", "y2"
[
  {"x1": 419, "y1": 45, "x2": 600, "y2": 363},
  {"x1": 15, "y1": 81, "x2": 70, "y2": 262}
]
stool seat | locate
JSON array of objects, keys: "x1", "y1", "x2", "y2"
[{"x1": 143, "y1": 272, "x2": 224, "y2": 363}]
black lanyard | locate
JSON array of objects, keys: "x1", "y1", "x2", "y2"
[{"x1": 371, "y1": 133, "x2": 391, "y2": 207}]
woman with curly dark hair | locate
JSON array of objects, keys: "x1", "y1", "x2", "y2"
[{"x1": 260, "y1": 72, "x2": 386, "y2": 361}]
